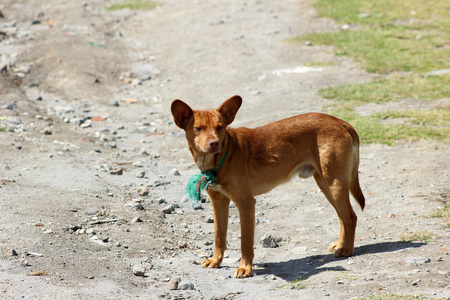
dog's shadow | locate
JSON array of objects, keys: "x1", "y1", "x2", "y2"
[{"x1": 254, "y1": 241, "x2": 425, "y2": 281}]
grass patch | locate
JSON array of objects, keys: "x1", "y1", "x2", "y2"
[
  {"x1": 320, "y1": 74, "x2": 450, "y2": 145},
  {"x1": 429, "y1": 205, "x2": 450, "y2": 227},
  {"x1": 106, "y1": 0, "x2": 160, "y2": 11},
  {"x1": 320, "y1": 74, "x2": 450, "y2": 104},
  {"x1": 291, "y1": 0, "x2": 449, "y2": 73},
  {"x1": 289, "y1": 277, "x2": 307, "y2": 290},
  {"x1": 399, "y1": 230, "x2": 434, "y2": 243},
  {"x1": 357, "y1": 294, "x2": 425, "y2": 300},
  {"x1": 304, "y1": 61, "x2": 335, "y2": 67},
  {"x1": 292, "y1": 29, "x2": 449, "y2": 73},
  {"x1": 327, "y1": 108, "x2": 449, "y2": 145},
  {"x1": 292, "y1": 0, "x2": 449, "y2": 144},
  {"x1": 0, "y1": 127, "x2": 5, "y2": 132},
  {"x1": 314, "y1": 0, "x2": 449, "y2": 30}
]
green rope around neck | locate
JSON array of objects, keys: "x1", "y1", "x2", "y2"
[{"x1": 185, "y1": 150, "x2": 227, "y2": 204}]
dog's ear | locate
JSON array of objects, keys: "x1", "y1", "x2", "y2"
[
  {"x1": 217, "y1": 95, "x2": 242, "y2": 125},
  {"x1": 171, "y1": 100, "x2": 194, "y2": 129}
]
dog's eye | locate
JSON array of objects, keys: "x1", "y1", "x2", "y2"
[
  {"x1": 217, "y1": 125, "x2": 223, "y2": 131},
  {"x1": 194, "y1": 127, "x2": 202, "y2": 132}
]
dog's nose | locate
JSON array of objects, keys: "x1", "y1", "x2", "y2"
[{"x1": 209, "y1": 140, "x2": 219, "y2": 148}]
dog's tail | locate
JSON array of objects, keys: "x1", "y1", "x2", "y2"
[{"x1": 345, "y1": 123, "x2": 366, "y2": 211}]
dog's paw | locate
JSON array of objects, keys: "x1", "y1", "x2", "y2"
[
  {"x1": 234, "y1": 267, "x2": 253, "y2": 278},
  {"x1": 328, "y1": 242, "x2": 353, "y2": 257},
  {"x1": 201, "y1": 258, "x2": 221, "y2": 269}
]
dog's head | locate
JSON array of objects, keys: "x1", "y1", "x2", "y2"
[{"x1": 171, "y1": 95, "x2": 242, "y2": 154}]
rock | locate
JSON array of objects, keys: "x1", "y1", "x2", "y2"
[
  {"x1": 205, "y1": 217, "x2": 214, "y2": 223},
  {"x1": 179, "y1": 282, "x2": 195, "y2": 290},
  {"x1": 8, "y1": 117, "x2": 22, "y2": 125},
  {"x1": 136, "y1": 171, "x2": 145, "y2": 178},
  {"x1": 164, "y1": 277, "x2": 180, "y2": 290},
  {"x1": 169, "y1": 168, "x2": 180, "y2": 176},
  {"x1": 110, "y1": 100, "x2": 119, "y2": 107},
  {"x1": 178, "y1": 242, "x2": 188, "y2": 249},
  {"x1": 110, "y1": 169, "x2": 123, "y2": 175},
  {"x1": 85, "y1": 207, "x2": 98, "y2": 215},
  {"x1": 260, "y1": 234, "x2": 279, "y2": 248},
  {"x1": 137, "y1": 186, "x2": 149, "y2": 196},
  {"x1": 86, "y1": 228, "x2": 96, "y2": 235},
  {"x1": 131, "y1": 216, "x2": 143, "y2": 223},
  {"x1": 130, "y1": 63, "x2": 161, "y2": 81},
  {"x1": 162, "y1": 204, "x2": 175, "y2": 214},
  {"x1": 132, "y1": 265, "x2": 146, "y2": 276}
]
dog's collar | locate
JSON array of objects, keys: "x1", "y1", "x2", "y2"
[{"x1": 185, "y1": 150, "x2": 227, "y2": 205}]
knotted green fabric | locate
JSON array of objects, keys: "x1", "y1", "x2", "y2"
[{"x1": 185, "y1": 151, "x2": 227, "y2": 204}]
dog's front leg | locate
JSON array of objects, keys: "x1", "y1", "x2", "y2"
[
  {"x1": 234, "y1": 197, "x2": 255, "y2": 278},
  {"x1": 201, "y1": 190, "x2": 230, "y2": 269}
]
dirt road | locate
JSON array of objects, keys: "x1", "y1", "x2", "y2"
[{"x1": 1, "y1": 0, "x2": 449, "y2": 299}]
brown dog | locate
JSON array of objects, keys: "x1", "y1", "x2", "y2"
[{"x1": 171, "y1": 95, "x2": 365, "y2": 278}]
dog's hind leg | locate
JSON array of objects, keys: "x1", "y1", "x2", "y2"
[{"x1": 313, "y1": 172, "x2": 357, "y2": 257}]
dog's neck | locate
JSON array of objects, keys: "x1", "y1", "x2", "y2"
[{"x1": 190, "y1": 135, "x2": 228, "y2": 172}]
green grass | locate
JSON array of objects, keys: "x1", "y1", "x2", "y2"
[
  {"x1": 292, "y1": 28, "x2": 449, "y2": 73},
  {"x1": 106, "y1": 0, "x2": 161, "y2": 11},
  {"x1": 430, "y1": 205, "x2": 450, "y2": 227},
  {"x1": 399, "y1": 230, "x2": 434, "y2": 243},
  {"x1": 320, "y1": 74, "x2": 450, "y2": 104},
  {"x1": 314, "y1": 0, "x2": 450, "y2": 30},
  {"x1": 291, "y1": 0, "x2": 450, "y2": 74},
  {"x1": 303, "y1": 61, "x2": 335, "y2": 67},
  {"x1": 357, "y1": 294, "x2": 425, "y2": 300},
  {"x1": 321, "y1": 74, "x2": 450, "y2": 145},
  {"x1": 293, "y1": 0, "x2": 450, "y2": 144}
]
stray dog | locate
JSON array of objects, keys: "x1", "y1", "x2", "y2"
[{"x1": 171, "y1": 95, "x2": 365, "y2": 278}]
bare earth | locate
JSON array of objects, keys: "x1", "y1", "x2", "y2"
[{"x1": 0, "y1": 1, "x2": 449, "y2": 299}]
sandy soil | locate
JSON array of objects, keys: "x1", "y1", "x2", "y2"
[{"x1": 1, "y1": 0, "x2": 449, "y2": 299}]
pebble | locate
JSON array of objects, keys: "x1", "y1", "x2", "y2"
[
  {"x1": 132, "y1": 265, "x2": 146, "y2": 276},
  {"x1": 164, "y1": 277, "x2": 180, "y2": 290},
  {"x1": 137, "y1": 186, "x2": 149, "y2": 196},
  {"x1": 162, "y1": 204, "x2": 175, "y2": 214},
  {"x1": 260, "y1": 234, "x2": 279, "y2": 248},
  {"x1": 169, "y1": 168, "x2": 180, "y2": 176},
  {"x1": 136, "y1": 171, "x2": 145, "y2": 178},
  {"x1": 85, "y1": 207, "x2": 98, "y2": 215},
  {"x1": 132, "y1": 216, "x2": 143, "y2": 223},
  {"x1": 179, "y1": 282, "x2": 195, "y2": 290}
]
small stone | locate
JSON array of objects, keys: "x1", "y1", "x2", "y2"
[
  {"x1": 86, "y1": 228, "x2": 96, "y2": 235},
  {"x1": 110, "y1": 169, "x2": 123, "y2": 175},
  {"x1": 260, "y1": 234, "x2": 279, "y2": 248},
  {"x1": 132, "y1": 265, "x2": 146, "y2": 276},
  {"x1": 179, "y1": 282, "x2": 195, "y2": 290},
  {"x1": 136, "y1": 171, "x2": 145, "y2": 178},
  {"x1": 41, "y1": 127, "x2": 52, "y2": 135},
  {"x1": 169, "y1": 168, "x2": 180, "y2": 176},
  {"x1": 205, "y1": 217, "x2": 214, "y2": 223},
  {"x1": 178, "y1": 242, "x2": 188, "y2": 249},
  {"x1": 131, "y1": 217, "x2": 143, "y2": 223},
  {"x1": 85, "y1": 207, "x2": 98, "y2": 215},
  {"x1": 137, "y1": 186, "x2": 149, "y2": 196},
  {"x1": 164, "y1": 278, "x2": 180, "y2": 290},
  {"x1": 162, "y1": 204, "x2": 175, "y2": 214},
  {"x1": 411, "y1": 279, "x2": 420, "y2": 286},
  {"x1": 110, "y1": 101, "x2": 119, "y2": 107}
]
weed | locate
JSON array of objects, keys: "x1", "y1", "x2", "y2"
[
  {"x1": 357, "y1": 293, "x2": 425, "y2": 300},
  {"x1": 106, "y1": 0, "x2": 160, "y2": 11},
  {"x1": 399, "y1": 230, "x2": 434, "y2": 243},
  {"x1": 429, "y1": 205, "x2": 450, "y2": 227}
]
